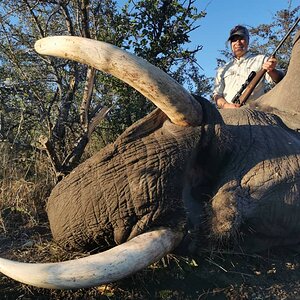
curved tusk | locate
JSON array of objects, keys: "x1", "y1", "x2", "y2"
[
  {"x1": 0, "y1": 228, "x2": 182, "y2": 289},
  {"x1": 34, "y1": 36, "x2": 202, "y2": 127}
]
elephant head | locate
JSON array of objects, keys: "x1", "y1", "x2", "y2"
[{"x1": 1, "y1": 30, "x2": 300, "y2": 289}]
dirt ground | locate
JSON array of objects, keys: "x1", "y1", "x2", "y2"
[{"x1": 0, "y1": 217, "x2": 300, "y2": 299}]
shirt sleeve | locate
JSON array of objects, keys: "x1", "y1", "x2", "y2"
[{"x1": 212, "y1": 67, "x2": 225, "y2": 98}]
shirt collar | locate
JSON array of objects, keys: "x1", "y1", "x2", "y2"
[{"x1": 233, "y1": 51, "x2": 252, "y2": 62}]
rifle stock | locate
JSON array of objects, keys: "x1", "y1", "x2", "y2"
[{"x1": 239, "y1": 68, "x2": 267, "y2": 105}]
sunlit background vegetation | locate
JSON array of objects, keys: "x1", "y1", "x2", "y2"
[{"x1": 0, "y1": 0, "x2": 299, "y2": 298}]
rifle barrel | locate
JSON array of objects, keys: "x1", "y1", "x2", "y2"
[{"x1": 271, "y1": 17, "x2": 300, "y2": 57}]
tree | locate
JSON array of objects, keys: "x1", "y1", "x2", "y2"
[
  {"x1": 0, "y1": 0, "x2": 209, "y2": 182},
  {"x1": 97, "y1": 0, "x2": 212, "y2": 136},
  {"x1": 249, "y1": 5, "x2": 300, "y2": 72}
]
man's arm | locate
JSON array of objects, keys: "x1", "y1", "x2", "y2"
[
  {"x1": 213, "y1": 64, "x2": 241, "y2": 109},
  {"x1": 263, "y1": 57, "x2": 284, "y2": 83}
]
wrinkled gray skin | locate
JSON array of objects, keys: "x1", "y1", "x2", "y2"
[{"x1": 47, "y1": 30, "x2": 300, "y2": 254}]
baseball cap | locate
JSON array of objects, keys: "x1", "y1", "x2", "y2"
[{"x1": 228, "y1": 25, "x2": 249, "y2": 42}]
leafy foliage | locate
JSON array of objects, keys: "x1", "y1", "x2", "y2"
[{"x1": 249, "y1": 5, "x2": 300, "y2": 71}]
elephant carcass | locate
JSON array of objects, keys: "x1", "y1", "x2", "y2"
[
  {"x1": 1, "y1": 31, "x2": 300, "y2": 289},
  {"x1": 0, "y1": 36, "x2": 208, "y2": 289}
]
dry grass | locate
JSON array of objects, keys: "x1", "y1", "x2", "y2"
[{"x1": 0, "y1": 142, "x2": 53, "y2": 235}]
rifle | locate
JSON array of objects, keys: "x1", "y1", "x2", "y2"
[
  {"x1": 231, "y1": 71, "x2": 256, "y2": 104},
  {"x1": 232, "y1": 17, "x2": 300, "y2": 105}
]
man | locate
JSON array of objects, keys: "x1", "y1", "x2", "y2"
[{"x1": 213, "y1": 25, "x2": 284, "y2": 109}]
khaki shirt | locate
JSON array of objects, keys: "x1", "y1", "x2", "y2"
[{"x1": 213, "y1": 53, "x2": 274, "y2": 103}]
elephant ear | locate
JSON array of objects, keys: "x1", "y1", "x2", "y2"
[
  {"x1": 250, "y1": 30, "x2": 300, "y2": 130},
  {"x1": 34, "y1": 36, "x2": 203, "y2": 127}
]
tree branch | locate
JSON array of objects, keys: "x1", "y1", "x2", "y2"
[{"x1": 80, "y1": 67, "x2": 95, "y2": 129}]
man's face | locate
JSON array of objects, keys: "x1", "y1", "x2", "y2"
[{"x1": 231, "y1": 35, "x2": 248, "y2": 58}]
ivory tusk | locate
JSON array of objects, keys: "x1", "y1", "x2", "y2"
[
  {"x1": 0, "y1": 228, "x2": 182, "y2": 289},
  {"x1": 34, "y1": 36, "x2": 202, "y2": 127}
]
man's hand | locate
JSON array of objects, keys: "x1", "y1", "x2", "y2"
[
  {"x1": 214, "y1": 95, "x2": 240, "y2": 109},
  {"x1": 223, "y1": 102, "x2": 241, "y2": 109},
  {"x1": 263, "y1": 57, "x2": 277, "y2": 72},
  {"x1": 263, "y1": 57, "x2": 284, "y2": 83}
]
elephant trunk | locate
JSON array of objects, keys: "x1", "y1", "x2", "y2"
[
  {"x1": 0, "y1": 229, "x2": 182, "y2": 289},
  {"x1": 34, "y1": 36, "x2": 202, "y2": 127}
]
